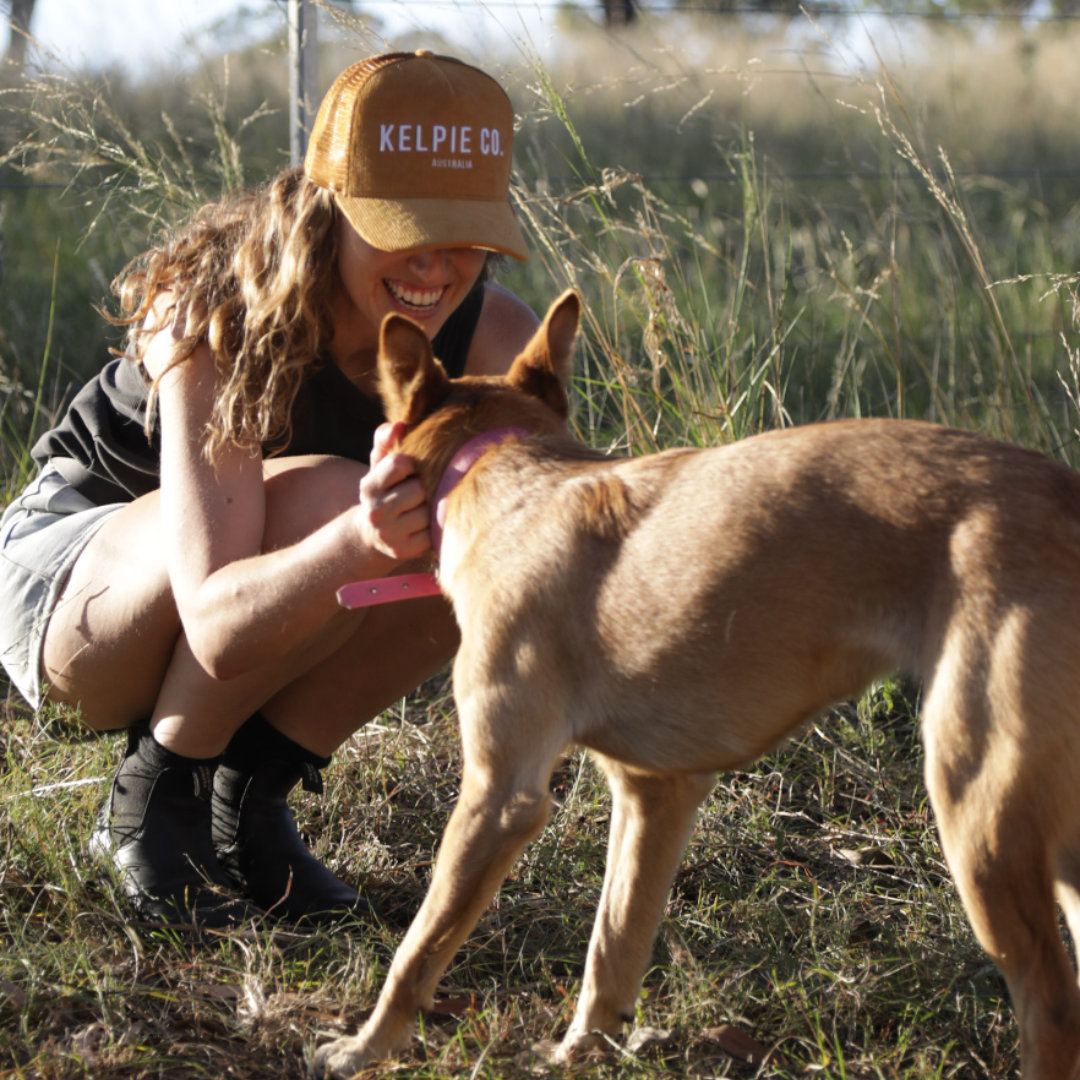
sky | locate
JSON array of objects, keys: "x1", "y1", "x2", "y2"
[
  {"x1": 30, "y1": 0, "x2": 270, "y2": 76},
  {"x1": 24, "y1": 0, "x2": 561, "y2": 80}
]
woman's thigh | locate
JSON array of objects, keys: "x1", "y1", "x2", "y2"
[
  {"x1": 42, "y1": 488, "x2": 182, "y2": 726},
  {"x1": 42, "y1": 454, "x2": 371, "y2": 730},
  {"x1": 0, "y1": 466, "x2": 125, "y2": 711}
]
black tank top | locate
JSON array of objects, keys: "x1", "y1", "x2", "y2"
[{"x1": 31, "y1": 284, "x2": 486, "y2": 506}]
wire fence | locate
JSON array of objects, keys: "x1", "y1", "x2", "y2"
[
  {"x1": 1, "y1": 7, "x2": 1076, "y2": 232},
  {"x1": 336, "y1": 0, "x2": 1080, "y2": 20},
  {"x1": 4, "y1": 165, "x2": 1078, "y2": 194}
]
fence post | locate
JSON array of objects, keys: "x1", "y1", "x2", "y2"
[{"x1": 288, "y1": 0, "x2": 319, "y2": 167}]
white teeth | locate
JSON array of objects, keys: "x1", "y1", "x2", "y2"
[{"x1": 386, "y1": 281, "x2": 444, "y2": 309}]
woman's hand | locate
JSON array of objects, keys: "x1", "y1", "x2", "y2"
[{"x1": 357, "y1": 422, "x2": 432, "y2": 562}]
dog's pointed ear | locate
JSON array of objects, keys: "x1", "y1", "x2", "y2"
[
  {"x1": 377, "y1": 314, "x2": 451, "y2": 426},
  {"x1": 506, "y1": 290, "x2": 580, "y2": 419}
]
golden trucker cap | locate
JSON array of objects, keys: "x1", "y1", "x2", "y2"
[{"x1": 305, "y1": 51, "x2": 529, "y2": 262}]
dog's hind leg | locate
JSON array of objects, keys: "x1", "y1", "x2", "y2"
[
  {"x1": 1052, "y1": 839, "x2": 1080, "y2": 1056},
  {"x1": 1055, "y1": 845, "x2": 1080, "y2": 979},
  {"x1": 923, "y1": 674, "x2": 1080, "y2": 1079},
  {"x1": 556, "y1": 759, "x2": 715, "y2": 1062},
  {"x1": 940, "y1": 811, "x2": 1080, "y2": 1079}
]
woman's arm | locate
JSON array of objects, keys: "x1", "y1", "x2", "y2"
[
  {"x1": 148, "y1": 278, "x2": 535, "y2": 680},
  {"x1": 146, "y1": 324, "x2": 427, "y2": 681}
]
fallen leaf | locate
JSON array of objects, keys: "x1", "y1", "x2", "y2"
[
  {"x1": 662, "y1": 924, "x2": 696, "y2": 967},
  {"x1": 849, "y1": 916, "x2": 879, "y2": 943},
  {"x1": 0, "y1": 980, "x2": 26, "y2": 1009},
  {"x1": 425, "y1": 994, "x2": 479, "y2": 1016},
  {"x1": 626, "y1": 1026, "x2": 672, "y2": 1054},
  {"x1": 837, "y1": 846, "x2": 893, "y2": 867},
  {"x1": 192, "y1": 982, "x2": 241, "y2": 1002},
  {"x1": 71, "y1": 1022, "x2": 108, "y2": 1065},
  {"x1": 699, "y1": 1024, "x2": 769, "y2": 1061}
]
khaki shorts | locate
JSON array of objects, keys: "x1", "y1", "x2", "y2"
[{"x1": 0, "y1": 464, "x2": 125, "y2": 709}]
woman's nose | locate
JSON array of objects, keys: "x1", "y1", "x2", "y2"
[{"x1": 406, "y1": 248, "x2": 449, "y2": 281}]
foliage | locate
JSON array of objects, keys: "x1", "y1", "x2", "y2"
[
  {"x1": 661, "y1": 0, "x2": 1080, "y2": 20},
  {"x1": 505, "y1": 32, "x2": 1080, "y2": 459}
]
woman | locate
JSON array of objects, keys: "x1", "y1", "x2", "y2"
[{"x1": 0, "y1": 51, "x2": 538, "y2": 928}]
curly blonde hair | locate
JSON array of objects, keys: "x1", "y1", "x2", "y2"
[{"x1": 112, "y1": 167, "x2": 339, "y2": 461}]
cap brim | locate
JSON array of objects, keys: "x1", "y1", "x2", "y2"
[{"x1": 335, "y1": 195, "x2": 529, "y2": 262}]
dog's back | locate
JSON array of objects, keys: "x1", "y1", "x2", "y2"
[{"x1": 448, "y1": 419, "x2": 1080, "y2": 774}]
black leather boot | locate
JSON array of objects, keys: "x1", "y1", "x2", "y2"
[
  {"x1": 89, "y1": 721, "x2": 260, "y2": 929},
  {"x1": 211, "y1": 713, "x2": 377, "y2": 925}
]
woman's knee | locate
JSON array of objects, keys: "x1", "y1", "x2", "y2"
[{"x1": 262, "y1": 455, "x2": 367, "y2": 550}]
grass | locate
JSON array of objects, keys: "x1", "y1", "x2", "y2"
[
  {"x1": 1, "y1": 680, "x2": 1018, "y2": 1078},
  {"x1": 3, "y1": 9, "x2": 1080, "y2": 1079},
  {"x1": 504, "y1": 31, "x2": 1080, "y2": 457}
]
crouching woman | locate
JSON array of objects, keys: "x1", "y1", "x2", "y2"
[{"x1": 0, "y1": 51, "x2": 537, "y2": 927}]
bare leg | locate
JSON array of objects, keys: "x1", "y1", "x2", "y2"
[
  {"x1": 557, "y1": 761, "x2": 714, "y2": 1060},
  {"x1": 42, "y1": 455, "x2": 456, "y2": 753},
  {"x1": 260, "y1": 587, "x2": 458, "y2": 755},
  {"x1": 44, "y1": 454, "x2": 460, "y2": 925},
  {"x1": 1054, "y1": 845, "x2": 1080, "y2": 978}
]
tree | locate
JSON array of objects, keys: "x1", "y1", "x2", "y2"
[
  {"x1": 602, "y1": 0, "x2": 638, "y2": 24},
  {"x1": 5, "y1": 0, "x2": 35, "y2": 67},
  {"x1": 654, "y1": 0, "x2": 1079, "y2": 18}
]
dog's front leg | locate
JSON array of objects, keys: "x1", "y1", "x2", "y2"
[
  {"x1": 312, "y1": 767, "x2": 553, "y2": 1078},
  {"x1": 556, "y1": 762, "x2": 715, "y2": 1062}
]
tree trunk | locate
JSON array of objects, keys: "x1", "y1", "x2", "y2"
[
  {"x1": 601, "y1": 0, "x2": 637, "y2": 26},
  {"x1": 6, "y1": 0, "x2": 36, "y2": 67}
]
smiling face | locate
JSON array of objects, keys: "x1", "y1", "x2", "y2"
[{"x1": 333, "y1": 214, "x2": 488, "y2": 355}]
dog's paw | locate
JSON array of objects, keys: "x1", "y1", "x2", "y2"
[
  {"x1": 551, "y1": 1027, "x2": 613, "y2": 1064},
  {"x1": 308, "y1": 1036, "x2": 378, "y2": 1079}
]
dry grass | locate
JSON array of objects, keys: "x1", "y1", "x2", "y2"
[
  {"x1": 0, "y1": 676, "x2": 1021, "y2": 1079},
  {"x1": 499, "y1": 17, "x2": 1080, "y2": 177}
]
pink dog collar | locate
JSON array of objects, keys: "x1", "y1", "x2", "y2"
[
  {"x1": 429, "y1": 427, "x2": 530, "y2": 556},
  {"x1": 336, "y1": 426, "x2": 531, "y2": 609},
  {"x1": 337, "y1": 573, "x2": 443, "y2": 608}
]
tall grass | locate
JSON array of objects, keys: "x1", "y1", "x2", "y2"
[
  {"x1": 500, "y1": 22, "x2": 1080, "y2": 457},
  {"x1": 1, "y1": 13, "x2": 1079, "y2": 1079}
]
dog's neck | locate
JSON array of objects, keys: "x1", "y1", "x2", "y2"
[
  {"x1": 430, "y1": 427, "x2": 531, "y2": 556},
  {"x1": 336, "y1": 426, "x2": 530, "y2": 609}
]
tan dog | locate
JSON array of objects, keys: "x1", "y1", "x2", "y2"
[{"x1": 314, "y1": 291, "x2": 1080, "y2": 1080}]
